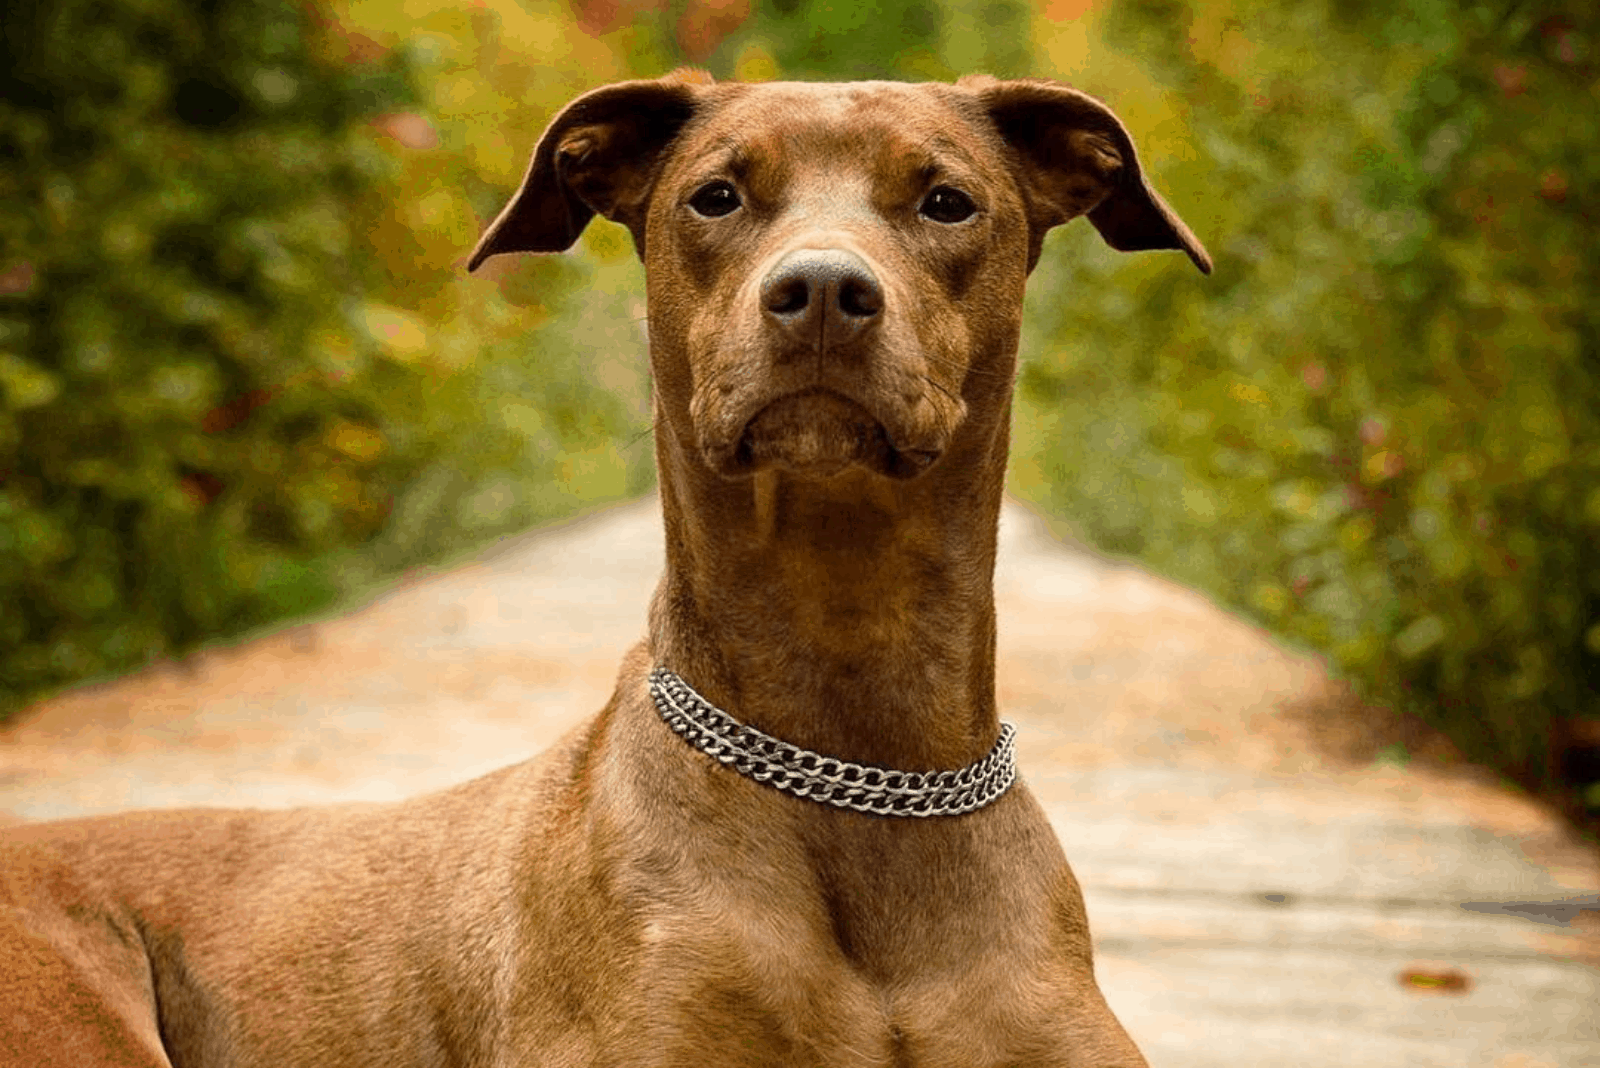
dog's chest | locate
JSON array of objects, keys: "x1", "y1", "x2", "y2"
[
  {"x1": 599, "y1": 956, "x2": 1090, "y2": 1068},
  {"x1": 596, "y1": 864, "x2": 1089, "y2": 1068},
  {"x1": 584, "y1": 709, "x2": 1129, "y2": 1067}
]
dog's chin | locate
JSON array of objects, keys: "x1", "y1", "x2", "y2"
[{"x1": 706, "y1": 389, "x2": 940, "y2": 481}]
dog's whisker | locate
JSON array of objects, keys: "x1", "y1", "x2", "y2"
[
  {"x1": 920, "y1": 373, "x2": 965, "y2": 409},
  {"x1": 920, "y1": 351, "x2": 1012, "y2": 382},
  {"x1": 622, "y1": 425, "x2": 655, "y2": 452}
]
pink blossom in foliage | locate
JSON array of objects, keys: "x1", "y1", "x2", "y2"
[
  {"x1": 374, "y1": 112, "x2": 438, "y2": 150},
  {"x1": 1492, "y1": 64, "x2": 1527, "y2": 97}
]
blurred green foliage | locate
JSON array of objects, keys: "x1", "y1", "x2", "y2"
[
  {"x1": 1014, "y1": 0, "x2": 1600, "y2": 813},
  {"x1": 0, "y1": 0, "x2": 657, "y2": 715}
]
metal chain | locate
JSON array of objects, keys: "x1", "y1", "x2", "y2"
[{"x1": 647, "y1": 667, "x2": 1017, "y2": 818}]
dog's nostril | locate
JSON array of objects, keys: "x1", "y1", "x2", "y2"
[
  {"x1": 766, "y1": 278, "x2": 811, "y2": 316},
  {"x1": 838, "y1": 277, "x2": 882, "y2": 319}
]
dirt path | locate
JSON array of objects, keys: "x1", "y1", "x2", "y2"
[{"x1": 3, "y1": 495, "x2": 1596, "y2": 1066}]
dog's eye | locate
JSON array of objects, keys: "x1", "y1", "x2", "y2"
[
  {"x1": 688, "y1": 180, "x2": 741, "y2": 218},
  {"x1": 920, "y1": 186, "x2": 977, "y2": 224}
]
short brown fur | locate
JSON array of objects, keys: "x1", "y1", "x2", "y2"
[{"x1": 0, "y1": 72, "x2": 1208, "y2": 1067}]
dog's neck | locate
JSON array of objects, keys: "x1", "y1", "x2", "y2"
[{"x1": 646, "y1": 396, "x2": 1013, "y2": 773}]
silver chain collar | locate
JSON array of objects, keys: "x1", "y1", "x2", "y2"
[{"x1": 647, "y1": 667, "x2": 1017, "y2": 818}]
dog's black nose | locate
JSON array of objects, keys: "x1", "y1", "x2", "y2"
[{"x1": 761, "y1": 248, "x2": 883, "y2": 351}]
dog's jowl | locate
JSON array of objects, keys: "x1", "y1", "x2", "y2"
[{"x1": 1, "y1": 71, "x2": 1207, "y2": 1068}]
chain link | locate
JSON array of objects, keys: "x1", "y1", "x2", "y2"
[{"x1": 647, "y1": 667, "x2": 1017, "y2": 818}]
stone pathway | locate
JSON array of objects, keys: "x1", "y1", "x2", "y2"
[{"x1": 2, "y1": 495, "x2": 1595, "y2": 1067}]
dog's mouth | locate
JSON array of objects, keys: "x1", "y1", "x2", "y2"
[{"x1": 707, "y1": 388, "x2": 940, "y2": 481}]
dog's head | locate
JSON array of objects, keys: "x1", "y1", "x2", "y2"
[{"x1": 470, "y1": 71, "x2": 1207, "y2": 484}]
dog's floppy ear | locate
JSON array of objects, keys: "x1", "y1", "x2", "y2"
[
  {"x1": 966, "y1": 77, "x2": 1211, "y2": 275},
  {"x1": 467, "y1": 73, "x2": 705, "y2": 271}
]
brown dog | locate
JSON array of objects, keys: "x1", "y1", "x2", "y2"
[{"x1": 0, "y1": 71, "x2": 1208, "y2": 1067}]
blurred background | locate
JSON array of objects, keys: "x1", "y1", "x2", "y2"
[{"x1": 1, "y1": 0, "x2": 1597, "y2": 841}]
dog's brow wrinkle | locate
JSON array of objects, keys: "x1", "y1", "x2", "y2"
[{"x1": 917, "y1": 134, "x2": 985, "y2": 176}]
